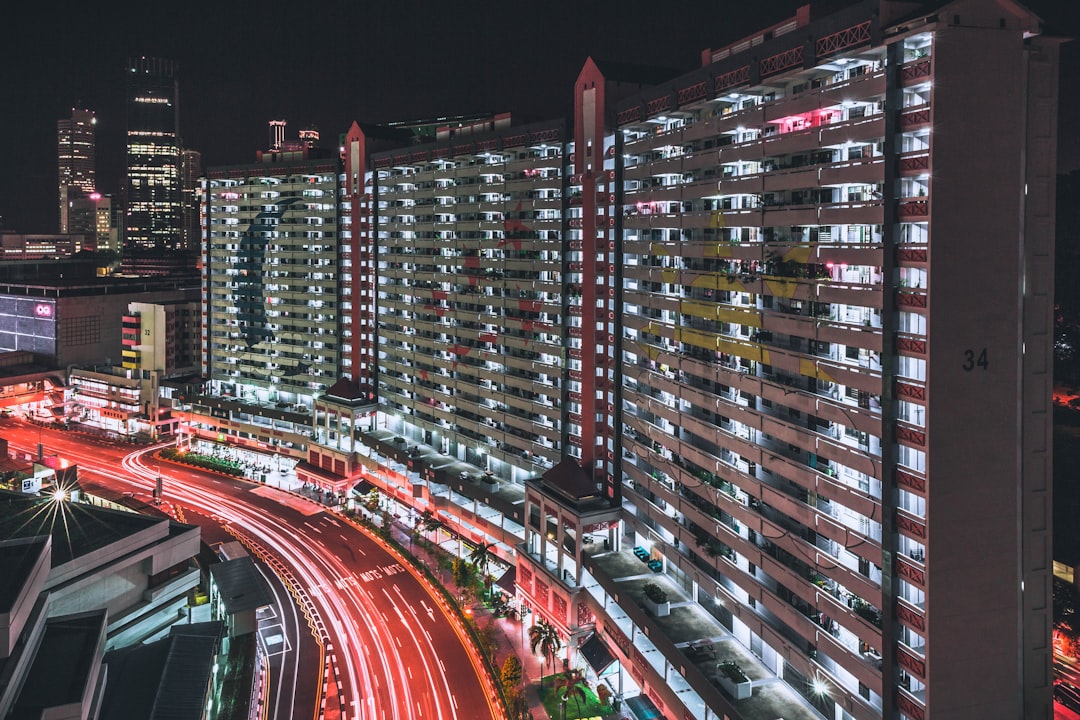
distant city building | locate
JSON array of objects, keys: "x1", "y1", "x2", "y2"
[
  {"x1": 0, "y1": 272, "x2": 197, "y2": 368},
  {"x1": 298, "y1": 126, "x2": 319, "y2": 148},
  {"x1": 0, "y1": 231, "x2": 94, "y2": 259},
  {"x1": 57, "y1": 106, "x2": 96, "y2": 233},
  {"x1": 124, "y1": 57, "x2": 181, "y2": 252},
  {"x1": 122, "y1": 298, "x2": 201, "y2": 378},
  {"x1": 67, "y1": 191, "x2": 116, "y2": 251},
  {"x1": 180, "y1": 148, "x2": 202, "y2": 251},
  {"x1": 269, "y1": 119, "x2": 287, "y2": 151}
]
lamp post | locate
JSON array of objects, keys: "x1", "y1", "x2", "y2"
[{"x1": 153, "y1": 464, "x2": 163, "y2": 505}]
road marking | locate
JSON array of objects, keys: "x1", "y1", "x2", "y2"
[{"x1": 304, "y1": 521, "x2": 324, "y2": 534}]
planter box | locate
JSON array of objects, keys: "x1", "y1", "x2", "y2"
[
  {"x1": 642, "y1": 597, "x2": 670, "y2": 617},
  {"x1": 716, "y1": 671, "x2": 752, "y2": 700}
]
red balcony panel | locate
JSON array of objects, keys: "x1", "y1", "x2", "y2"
[
  {"x1": 899, "y1": 154, "x2": 929, "y2": 173},
  {"x1": 897, "y1": 291, "x2": 927, "y2": 309},
  {"x1": 897, "y1": 693, "x2": 925, "y2": 720},
  {"x1": 900, "y1": 59, "x2": 931, "y2": 83},
  {"x1": 898, "y1": 646, "x2": 926, "y2": 681},
  {"x1": 899, "y1": 107, "x2": 931, "y2": 128},
  {"x1": 896, "y1": 557, "x2": 926, "y2": 588},
  {"x1": 898, "y1": 200, "x2": 928, "y2": 218},
  {"x1": 897, "y1": 247, "x2": 928, "y2": 264},
  {"x1": 895, "y1": 381, "x2": 926, "y2": 401},
  {"x1": 896, "y1": 601, "x2": 925, "y2": 633},
  {"x1": 897, "y1": 512, "x2": 926, "y2": 541}
]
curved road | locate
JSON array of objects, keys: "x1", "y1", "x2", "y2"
[{"x1": 8, "y1": 421, "x2": 499, "y2": 720}]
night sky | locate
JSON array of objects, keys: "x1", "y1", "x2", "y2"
[{"x1": 2, "y1": 0, "x2": 1077, "y2": 234}]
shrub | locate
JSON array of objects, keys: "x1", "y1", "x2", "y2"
[
  {"x1": 159, "y1": 448, "x2": 244, "y2": 477},
  {"x1": 718, "y1": 661, "x2": 748, "y2": 684},
  {"x1": 642, "y1": 581, "x2": 668, "y2": 604}
]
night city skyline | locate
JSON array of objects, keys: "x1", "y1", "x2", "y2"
[
  {"x1": 0, "y1": 1, "x2": 1077, "y2": 719},
  {"x1": 2, "y1": 0, "x2": 1079, "y2": 234}
]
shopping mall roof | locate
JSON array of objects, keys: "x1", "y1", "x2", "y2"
[
  {"x1": 210, "y1": 556, "x2": 273, "y2": 615},
  {"x1": 0, "y1": 488, "x2": 169, "y2": 566},
  {"x1": 0, "y1": 536, "x2": 48, "y2": 613},
  {"x1": 98, "y1": 622, "x2": 222, "y2": 720},
  {"x1": 8, "y1": 609, "x2": 106, "y2": 720}
]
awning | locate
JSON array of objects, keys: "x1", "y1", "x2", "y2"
[
  {"x1": 580, "y1": 632, "x2": 617, "y2": 675},
  {"x1": 495, "y1": 567, "x2": 516, "y2": 595},
  {"x1": 353, "y1": 480, "x2": 375, "y2": 495}
]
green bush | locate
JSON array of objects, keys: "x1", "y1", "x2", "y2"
[
  {"x1": 159, "y1": 448, "x2": 244, "y2": 477},
  {"x1": 642, "y1": 581, "x2": 668, "y2": 604},
  {"x1": 718, "y1": 661, "x2": 748, "y2": 684}
]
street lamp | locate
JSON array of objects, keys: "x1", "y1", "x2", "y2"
[{"x1": 153, "y1": 464, "x2": 163, "y2": 505}]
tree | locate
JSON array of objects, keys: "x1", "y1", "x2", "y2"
[
  {"x1": 553, "y1": 668, "x2": 589, "y2": 719},
  {"x1": 452, "y1": 557, "x2": 475, "y2": 596},
  {"x1": 596, "y1": 683, "x2": 613, "y2": 710},
  {"x1": 364, "y1": 487, "x2": 381, "y2": 513},
  {"x1": 420, "y1": 509, "x2": 443, "y2": 542},
  {"x1": 500, "y1": 654, "x2": 523, "y2": 697},
  {"x1": 468, "y1": 541, "x2": 496, "y2": 598},
  {"x1": 528, "y1": 618, "x2": 562, "y2": 687}
]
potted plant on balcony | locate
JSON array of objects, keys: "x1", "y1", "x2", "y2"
[
  {"x1": 641, "y1": 581, "x2": 670, "y2": 617},
  {"x1": 715, "y1": 661, "x2": 752, "y2": 700}
]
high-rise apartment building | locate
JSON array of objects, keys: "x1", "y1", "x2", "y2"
[
  {"x1": 122, "y1": 298, "x2": 201, "y2": 378},
  {"x1": 183, "y1": 1, "x2": 1058, "y2": 718},
  {"x1": 364, "y1": 2, "x2": 1055, "y2": 719},
  {"x1": 125, "y1": 57, "x2": 181, "y2": 252},
  {"x1": 372, "y1": 118, "x2": 565, "y2": 479},
  {"x1": 57, "y1": 107, "x2": 96, "y2": 233},
  {"x1": 202, "y1": 147, "x2": 344, "y2": 407}
]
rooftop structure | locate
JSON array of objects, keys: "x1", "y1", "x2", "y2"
[{"x1": 0, "y1": 488, "x2": 201, "y2": 718}]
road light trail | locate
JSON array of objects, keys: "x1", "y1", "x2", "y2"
[
  {"x1": 9, "y1": 432, "x2": 498, "y2": 720},
  {"x1": 121, "y1": 444, "x2": 488, "y2": 720}
]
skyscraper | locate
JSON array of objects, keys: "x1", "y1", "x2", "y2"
[
  {"x1": 124, "y1": 57, "x2": 181, "y2": 252},
  {"x1": 180, "y1": 149, "x2": 202, "y2": 251},
  {"x1": 57, "y1": 106, "x2": 96, "y2": 233}
]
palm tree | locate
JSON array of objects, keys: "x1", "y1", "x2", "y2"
[
  {"x1": 553, "y1": 669, "x2": 589, "y2": 719},
  {"x1": 528, "y1": 619, "x2": 562, "y2": 688},
  {"x1": 468, "y1": 541, "x2": 496, "y2": 598}
]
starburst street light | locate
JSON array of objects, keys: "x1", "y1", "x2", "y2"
[
  {"x1": 811, "y1": 675, "x2": 830, "y2": 697},
  {"x1": 52, "y1": 488, "x2": 67, "y2": 502}
]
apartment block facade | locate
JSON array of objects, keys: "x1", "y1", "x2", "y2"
[
  {"x1": 604, "y1": 0, "x2": 1056, "y2": 718},
  {"x1": 190, "y1": 1, "x2": 1057, "y2": 718},
  {"x1": 202, "y1": 150, "x2": 343, "y2": 408},
  {"x1": 372, "y1": 120, "x2": 567, "y2": 481}
]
